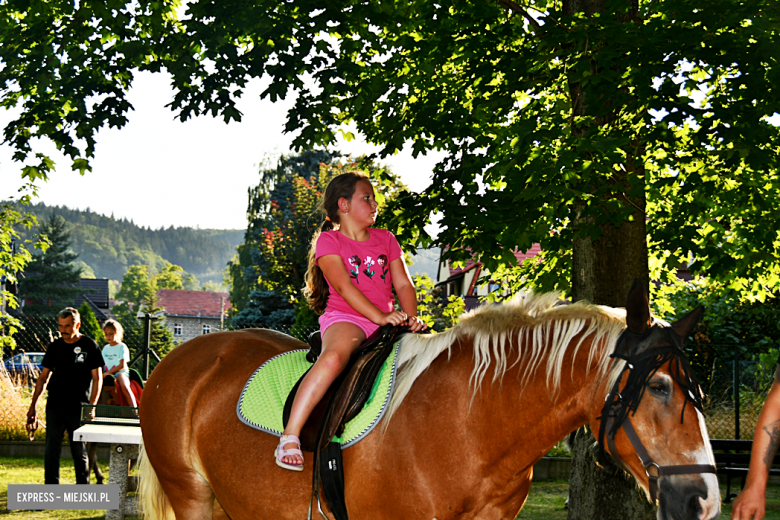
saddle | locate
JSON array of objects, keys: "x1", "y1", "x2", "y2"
[
  {"x1": 283, "y1": 324, "x2": 409, "y2": 520},
  {"x1": 282, "y1": 324, "x2": 407, "y2": 452}
]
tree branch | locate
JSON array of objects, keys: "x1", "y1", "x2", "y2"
[
  {"x1": 621, "y1": 192, "x2": 646, "y2": 214},
  {"x1": 646, "y1": 0, "x2": 659, "y2": 17},
  {"x1": 498, "y1": 0, "x2": 541, "y2": 32}
]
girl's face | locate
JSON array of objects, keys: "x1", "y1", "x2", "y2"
[
  {"x1": 342, "y1": 180, "x2": 378, "y2": 226},
  {"x1": 104, "y1": 328, "x2": 117, "y2": 345}
]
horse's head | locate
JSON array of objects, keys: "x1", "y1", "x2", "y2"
[{"x1": 592, "y1": 281, "x2": 720, "y2": 520}]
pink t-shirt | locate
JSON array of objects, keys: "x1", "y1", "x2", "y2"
[{"x1": 315, "y1": 228, "x2": 403, "y2": 315}]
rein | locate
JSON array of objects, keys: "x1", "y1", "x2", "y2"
[{"x1": 597, "y1": 329, "x2": 717, "y2": 504}]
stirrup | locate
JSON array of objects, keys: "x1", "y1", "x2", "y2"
[{"x1": 275, "y1": 434, "x2": 304, "y2": 472}]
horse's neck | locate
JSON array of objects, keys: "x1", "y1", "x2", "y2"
[{"x1": 439, "y1": 334, "x2": 610, "y2": 468}]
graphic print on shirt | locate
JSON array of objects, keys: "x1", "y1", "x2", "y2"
[
  {"x1": 348, "y1": 255, "x2": 362, "y2": 284},
  {"x1": 378, "y1": 255, "x2": 389, "y2": 281},
  {"x1": 362, "y1": 256, "x2": 376, "y2": 279}
]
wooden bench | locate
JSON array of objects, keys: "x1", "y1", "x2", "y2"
[{"x1": 710, "y1": 439, "x2": 780, "y2": 503}]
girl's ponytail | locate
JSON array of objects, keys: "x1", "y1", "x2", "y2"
[
  {"x1": 304, "y1": 219, "x2": 334, "y2": 314},
  {"x1": 303, "y1": 171, "x2": 369, "y2": 314}
]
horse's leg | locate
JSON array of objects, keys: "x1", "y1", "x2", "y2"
[
  {"x1": 144, "y1": 424, "x2": 215, "y2": 518},
  {"x1": 143, "y1": 410, "x2": 216, "y2": 520},
  {"x1": 505, "y1": 469, "x2": 533, "y2": 518},
  {"x1": 159, "y1": 470, "x2": 215, "y2": 519}
]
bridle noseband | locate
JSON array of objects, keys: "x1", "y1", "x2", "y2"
[{"x1": 597, "y1": 328, "x2": 717, "y2": 505}]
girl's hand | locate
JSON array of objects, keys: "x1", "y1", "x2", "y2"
[
  {"x1": 405, "y1": 316, "x2": 428, "y2": 332},
  {"x1": 379, "y1": 311, "x2": 407, "y2": 326}
]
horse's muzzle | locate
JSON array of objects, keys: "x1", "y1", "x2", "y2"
[{"x1": 658, "y1": 478, "x2": 720, "y2": 520}]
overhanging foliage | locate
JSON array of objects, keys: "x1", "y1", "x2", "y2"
[{"x1": 2, "y1": 0, "x2": 779, "y2": 301}]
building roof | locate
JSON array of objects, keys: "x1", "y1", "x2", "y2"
[
  {"x1": 75, "y1": 279, "x2": 110, "y2": 310},
  {"x1": 446, "y1": 244, "x2": 542, "y2": 279},
  {"x1": 156, "y1": 289, "x2": 232, "y2": 319},
  {"x1": 513, "y1": 243, "x2": 543, "y2": 264}
]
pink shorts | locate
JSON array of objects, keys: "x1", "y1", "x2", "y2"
[{"x1": 319, "y1": 311, "x2": 380, "y2": 339}]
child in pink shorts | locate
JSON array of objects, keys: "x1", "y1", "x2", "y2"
[{"x1": 274, "y1": 171, "x2": 427, "y2": 471}]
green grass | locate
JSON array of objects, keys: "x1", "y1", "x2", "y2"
[
  {"x1": 4, "y1": 457, "x2": 780, "y2": 519},
  {"x1": 515, "y1": 479, "x2": 570, "y2": 519},
  {"x1": 513, "y1": 479, "x2": 780, "y2": 520},
  {"x1": 0, "y1": 457, "x2": 140, "y2": 519}
]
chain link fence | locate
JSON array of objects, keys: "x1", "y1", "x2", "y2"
[
  {"x1": 2, "y1": 315, "x2": 776, "y2": 442},
  {"x1": 695, "y1": 342, "x2": 777, "y2": 441},
  {"x1": 0, "y1": 315, "x2": 319, "y2": 441},
  {"x1": 2, "y1": 315, "x2": 318, "y2": 375}
]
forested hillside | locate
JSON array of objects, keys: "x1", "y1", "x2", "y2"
[{"x1": 13, "y1": 202, "x2": 243, "y2": 283}]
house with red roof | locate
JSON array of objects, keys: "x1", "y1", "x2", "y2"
[
  {"x1": 437, "y1": 244, "x2": 694, "y2": 311},
  {"x1": 156, "y1": 289, "x2": 232, "y2": 344},
  {"x1": 436, "y1": 244, "x2": 543, "y2": 311}
]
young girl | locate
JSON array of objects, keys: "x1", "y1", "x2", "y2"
[
  {"x1": 276, "y1": 171, "x2": 426, "y2": 471},
  {"x1": 101, "y1": 319, "x2": 137, "y2": 408}
]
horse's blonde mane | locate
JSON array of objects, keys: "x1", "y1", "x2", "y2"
[{"x1": 385, "y1": 292, "x2": 630, "y2": 424}]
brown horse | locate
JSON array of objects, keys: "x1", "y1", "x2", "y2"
[{"x1": 139, "y1": 285, "x2": 720, "y2": 520}]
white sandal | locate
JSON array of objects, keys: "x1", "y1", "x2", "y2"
[{"x1": 275, "y1": 434, "x2": 304, "y2": 472}]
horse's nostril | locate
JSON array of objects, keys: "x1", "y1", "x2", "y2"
[
  {"x1": 661, "y1": 479, "x2": 715, "y2": 520},
  {"x1": 688, "y1": 492, "x2": 718, "y2": 520},
  {"x1": 687, "y1": 493, "x2": 703, "y2": 517}
]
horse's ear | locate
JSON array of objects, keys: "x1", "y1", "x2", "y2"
[
  {"x1": 625, "y1": 279, "x2": 651, "y2": 335},
  {"x1": 671, "y1": 306, "x2": 705, "y2": 340}
]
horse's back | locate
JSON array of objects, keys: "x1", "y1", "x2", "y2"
[{"x1": 142, "y1": 328, "x2": 303, "y2": 414}]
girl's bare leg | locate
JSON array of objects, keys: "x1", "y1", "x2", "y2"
[
  {"x1": 115, "y1": 373, "x2": 137, "y2": 407},
  {"x1": 281, "y1": 322, "x2": 366, "y2": 465}
]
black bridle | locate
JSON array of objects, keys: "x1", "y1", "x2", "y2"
[{"x1": 597, "y1": 328, "x2": 717, "y2": 504}]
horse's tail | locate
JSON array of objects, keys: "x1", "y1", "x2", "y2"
[{"x1": 138, "y1": 442, "x2": 174, "y2": 520}]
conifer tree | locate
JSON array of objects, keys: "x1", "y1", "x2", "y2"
[{"x1": 20, "y1": 214, "x2": 85, "y2": 315}]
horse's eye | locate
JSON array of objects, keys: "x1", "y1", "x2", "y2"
[{"x1": 648, "y1": 382, "x2": 668, "y2": 395}]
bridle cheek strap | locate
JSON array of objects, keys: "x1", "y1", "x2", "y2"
[{"x1": 605, "y1": 407, "x2": 717, "y2": 504}]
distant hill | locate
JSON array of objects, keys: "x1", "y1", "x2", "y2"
[{"x1": 12, "y1": 202, "x2": 244, "y2": 284}]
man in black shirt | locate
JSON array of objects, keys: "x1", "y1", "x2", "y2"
[{"x1": 27, "y1": 307, "x2": 105, "y2": 484}]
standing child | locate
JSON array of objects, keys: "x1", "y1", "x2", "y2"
[
  {"x1": 101, "y1": 319, "x2": 137, "y2": 408},
  {"x1": 276, "y1": 171, "x2": 427, "y2": 471}
]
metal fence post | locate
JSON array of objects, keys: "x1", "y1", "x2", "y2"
[
  {"x1": 734, "y1": 354, "x2": 740, "y2": 440},
  {"x1": 143, "y1": 313, "x2": 152, "y2": 381}
]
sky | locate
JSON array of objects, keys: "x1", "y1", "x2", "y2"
[{"x1": 0, "y1": 71, "x2": 445, "y2": 231}]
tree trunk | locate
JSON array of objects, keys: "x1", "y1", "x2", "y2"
[
  {"x1": 567, "y1": 187, "x2": 654, "y2": 520},
  {"x1": 564, "y1": 0, "x2": 655, "y2": 518},
  {"x1": 567, "y1": 201, "x2": 654, "y2": 520},
  {"x1": 571, "y1": 202, "x2": 649, "y2": 306},
  {"x1": 568, "y1": 427, "x2": 657, "y2": 520}
]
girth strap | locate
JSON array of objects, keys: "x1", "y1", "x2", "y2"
[{"x1": 309, "y1": 324, "x2": 410, "y2": 520}]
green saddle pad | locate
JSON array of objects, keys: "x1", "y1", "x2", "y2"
[{"x1": 237, "y1": 340, "x2": 401, "y2": 447}]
